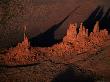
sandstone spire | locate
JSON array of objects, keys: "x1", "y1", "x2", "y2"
[
  {"x1": 24, "y1": 26, "x2": 27, "y2": 39},
  {"x1": 93, "y1": 21, "x2": 99, "y2": 33},
  {"x1": 9, "y1": 26, "x2": 30, "y2": 56},
  {"x1": 86, "y1": 29, "x2": 88, "y2": 37},
  {"x1": 4, "y1": 26, "x2": 31, "y2": 64},
  {"x1": 63, "y1": 23, "x2": 77, "y2": 42},
  {"x1": 22, "y1": 26, "x2": 30, "y2": 48},
  {"x1": 67, "y1": 23, "x2": 77, "y2": 36},
  {"x1": 77, "y1": 23, "x2": 88, "y2": 38}
]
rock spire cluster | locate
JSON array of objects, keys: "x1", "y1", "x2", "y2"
[
  {"x1": 12, "y1": 21, "x2": 108, "y2": 53},
  {"x1": 3, "y1": 21, "x2": 110, "y2": 65},
  {"x1": 5, "y1": 21, "x2": 109, "y2": 56},
  {"x1": 63, "y1": 21, "x2": 109, "y2": 53}
]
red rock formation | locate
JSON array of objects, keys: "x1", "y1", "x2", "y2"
[
  {"x1": 90, "y1": 22, "x2": 109, "y2": 46},
  {"x1": 77, "y1": 23, "x2": 88, "y2": 38},
  {"x1": 62, "y1": 21, "x2": 109, "y2": 53},
  {"x1": 10, "y1": 26, "x2": 30, "y2": 56},
  {"x1": 3, "y1": 22, "x2": 110, "y2": 65},
  {"x1": 63, "y1": 23, "x2": 77, "y2": 43},
  {"x1": 4, "y1": 26, "x2": 31, "y2": 64},
  {"x1": 93, "y1": 21, "x2": 99, "y2": 33}
]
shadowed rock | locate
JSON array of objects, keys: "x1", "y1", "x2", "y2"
[
  {"x1": 30, "y1": 7, "x2": 80, "y2": 47},
  {"x1": 83, "y1": 6, "x2": 110, "y2": 33}
]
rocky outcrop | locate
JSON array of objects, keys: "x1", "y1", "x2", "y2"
[
  {"x1": 63, "y1": 23, "x2": 77, "y2": 43},
  {"x1": 63, "y1": 21, "x2": 109, "y2": 53},
  {"x1": 4, "y1": 26, "x2": 32, "y2": 64},
  {"x1": 90, "y1": 22, "x2": 108, "y2": 45},
  {"x1": 3, "y1": 22, "x2": 110, "y2": 65},
  {"x1": 7, "y1": 26, "x2": 30, "y2": 55}
]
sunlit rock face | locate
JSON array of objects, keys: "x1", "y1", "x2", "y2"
[
  {"x1": 7, "y1": 26, "x2": 30, "y2": 56},
  {"x1": 5, "y1": 22, "x2": 109, "y2": 57},
  {"x1": 4, "y1": 29, "x2": 31, "y2": 64},
  {"x1": 62, "y1": 22, "x2": 109, "y2": 53},
  {"x1": 2, "y1": 21, "x2": 110, "y2": 65},
  {"x1": 5, "y1": 22, "x2": 109, "y2": 55},
  {"x1": 12, "y1": 33, "x2": 30, "y2": 56},
  {"x1": 90, "y1": 22, "x2": 108, "y2": 45},
  {"x1": 63, "y1": 23, "x2": 77, "y2": 43}
]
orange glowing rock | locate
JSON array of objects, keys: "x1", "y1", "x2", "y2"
[
  {"x1": 12, "y1": 26, "x2": 30, "y2": 56},
  {"x1": 90, "y1": 22, "x2": 109, "y2": 45},
  {"x1": 4, "y1": 21, "x2": 110, "y2": 65},
  {"x1": 63, "y1": 23, "x2": 77, "y2": 43},
  {"x1": 62, "y1": 21, "x2": 109, "y2": 53},
  {"x1": 93, "y1": 21, "x2": 99, "y2": 33},
  {"x1": 4, "y1": 26, "x2": 31, "y2": 64}
]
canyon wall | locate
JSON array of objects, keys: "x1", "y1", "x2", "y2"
[{"x1": 0, "y1": 0, "x2": 110, "y2": 48}]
